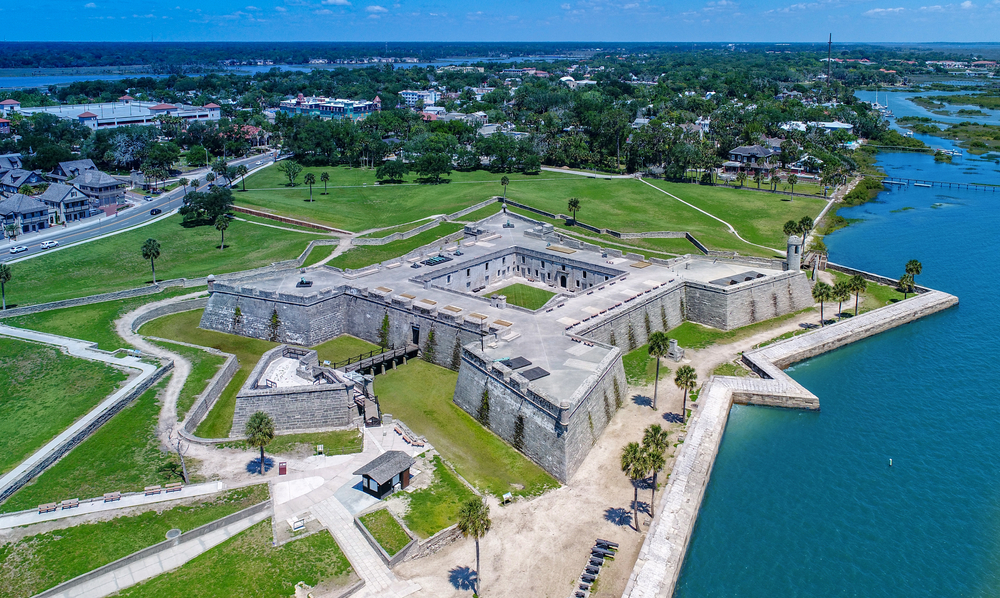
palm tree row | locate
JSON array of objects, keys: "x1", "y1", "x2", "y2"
[{"x1": 621, "y1": 424, "x2": 672, "y2": 532}]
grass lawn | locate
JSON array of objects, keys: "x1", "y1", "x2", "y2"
[
  {"x1": 327, "y1": 222, "x2": 464, "y2": 270},
  {"x1": 0, "y1": 338, "x2": 128, "y2": 477},
  {"x1": 301, "y1": 243, "x2": 338, "y2": 267},
  {"x1": 359, "y1": 219, "x2": 435, "y2": 238},
  {"x1": 830, "y1": 271, "x2": 908, "y2": 314},
  {"x1": 456, "y1": 202, "x2": 503, "y2": 223},
  {"x1": 239, "y1": 164, "x2": 574, "y2": 232},
  {"x1": 622, "y1": 345, "x2": 668, "y2": 387},
  {"x1": 358, "y1": 509, "x2": 411, "y2": 557},
  {"x1": 375, "y1": 360, "x2": 558, "y2": 497},
  {"x1": 404, "y1": 455, "x2": 476, "y2": 539},
  {"x1": 5, "y1": 215, "x2": 325, "y2": 307},
  {"x1": 312, "y1": 334, "x2": 380, "y2": 365},
  {"x1": 712, "y1": 362, "x2": 750, "y2": 377},
  {"x1": 0, "y1": 485, "x2": 268, "y2": 598},
  {"x1": 114, "y1": 520, "x2": 353, "y2": 598},
  {"x1": 1, "y1": 287, "x2": 203, "y2": 351},
  {"x1": 492, "y1": 283, "x2": 556, "y2": 310},
  {"x1": 666, "y1": 308, "x2": 814, "y2": 350},
  {"x1": 235, "y1": 213, "x2": 327, "y2": 233},
  {"x1": 152, "y1": 341, "x2": 227, "y2": 418},
  {"x1": 1, "y1": 379, "x2": 191, "y2": 513},
  {"x1": 138, "y1": 309, "x2": 277, "y2": 438},
  {"x1": 219, "y1": 430, "x2": 363, "y2": 457}
]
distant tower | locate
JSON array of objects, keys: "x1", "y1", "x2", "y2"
[{"x1": 786, "y1": 235, "x2": 803, "y2": 272}]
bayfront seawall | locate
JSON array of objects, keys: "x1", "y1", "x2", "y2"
[{"x1": 621, "y1": 289, "x2": 959, "y2": 598}]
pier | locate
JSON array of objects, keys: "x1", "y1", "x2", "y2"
[{"x1": 876, "y1": 175, "x2": 998, "y2": 192}]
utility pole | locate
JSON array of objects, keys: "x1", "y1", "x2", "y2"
[{"x1": 826, "y1": 34, "x2": 832, "y2": 92}]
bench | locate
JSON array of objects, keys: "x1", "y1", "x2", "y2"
[
  {"x1": 410, "y1": 437, "x2": 425, "y2": 447},
  {"x1": 60, "y1": 498, "x2": 80, "y2": 510},
  {"x1": 144, "y1": 485, "x2": 162, "y2": 496},
  {"x1": 38, "y1": 503, "x2": 57, "y2": 514},
  {"x1": 104, "y1": 492, "x2": 121, "y2": 503},
  {"x1": 165, "y1": 482, "x2": 183, "y2": 493}
]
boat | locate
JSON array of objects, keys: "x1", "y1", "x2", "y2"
[
  {"x1": 915, "y1": 183, "x2": 932, "y2": 188},
  {"x1": 884, "y1": 180, "x2": 908, "y2": 185}
]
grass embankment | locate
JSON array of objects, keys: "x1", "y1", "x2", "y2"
[
  {"x1": 376, "y1": 360, "x2": 558, "y2": 498},
  {"x1": 712, "y1": 362, "x2": 750, "y2": 377},
  {"x1": 359, "y1": 509, "x2": 411, "y2": 557},
  {"x1": 404, "y1": 455, "x2": 477, "y2": 538},
  {"x1": 151, "y1": 341, "x2": 227, "y2": 418},
  {"x1": 455, "y1": 202, "x2": 503, "y2": 223},
  {"x1": 114, "y1": 521, "x2": 353, "y2": 598},
  {"x1": 4, "y1": 215, "x2": 324, "y2": 307},
  {"x1": 0, "y1": 338, "x2": 128, "y2": 477},
  {"x1": 665, "y1": 308, "x2": 814, "y2": 350},
  {"x1": 491, "y1": 283, "x2": 555, "y2": 310},
  {"x1": 301, "y1": 243, "x2": 338, "y2": 267},
  {"x1": 312, "y1": 334, "x2": 380, "y2": 364},
  {"x1": 327, "y1": 222, "x2": 464, "y2": 270},
  {"x1": 138, "y1": 309, "x2": 277, "y2": 438},
  {"x1": 622, "y1": 345, "x2": 669, "y2": 387},
  {"x1": 220, "y1": 430, "x2": 363, "y2": 457},
  {"x1": 1, "y1": 380, "x2": 191, "y2": 513},
  {"x1": 830, "y1": 271, "x2": 908, "y2": 314},
  {"x1": 0, "y1": 485, "x2": 269, "y2": 598},
  {"x1": 235, "y1": 213, "x2": 327, "y2": 233},
  {"x1": 1, "y1": 287, "x2": 202, "y2": 351},
  {"x1": 817, "y1": 178, "x2": 885, "y2": 241}
]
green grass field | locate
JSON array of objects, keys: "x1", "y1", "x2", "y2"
[
  {"x1": 404, "y1": 455, "x2": 476, "y2": 539},
  {"x1": 666, "y1": 308, "x2": 814, "y2": 350},
  {"x1": 0, "y1": 485, "x2": 268, "y2": 598},
  {"x1": 219, "y1": 430, "x2": 362, "y2": 457},
  {"x1": 0, "y1": 338, "x2": 128, "y2": 477},
  {"x1": 115, "y1": 520, "x2": 353, "y2": 598},
  {"x1": 830, "y1": 271, "x2": 909, "y2": 315},
  {"x1": 622, "y1": 345, "x2": 667, "y2": 387},
  {"x1": 358, "y1": 509, "x2": 411, "y2": 557},
  {"x1": 712, "y1": 362, "x2": 750, "y2": 377},
  {"x1": 312, "y1": 334, "x2": 380, "y2": 365},
  {"x1": 138, "y1": 309, "x2": 277, "y2": 438},
  {"x1": 301, "y1": 243, "x2": 339, "y2": 267},
  {"x1": 375, "y1": 360, "x2": 558, "y2": 497},
  {"x1": 1, "y1": 379, "x2": 189, "y2": 512},
  {"x1": 491, "y1": 283, "x2": 556, "y2": 310},
  {"x1": 1, "y1": 287, "x2": 203, "y2": 351},
  {"x1": 327, "y1": 222, "x2": 464, "y2": 270},
  {"x1": 152, "y1": 341, "x2": 227, "y2": 418},
  {"x1": 5, "y1": 215, "x2": 325, "y2": 307}
]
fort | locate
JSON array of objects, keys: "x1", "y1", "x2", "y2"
[{"x1": 199, "y1": 211, "x2": 814, "y2": 482}]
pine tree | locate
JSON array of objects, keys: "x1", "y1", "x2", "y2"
[
  {"x1": 478, "y1": 387, "x2": 491, "y2": 427},
  {"x1": 267, "y1": 308, "x2": 281, "y2": 342},
  {"x1": 378, "y1": 311, "x2": 390, "y2": 349},
  {"x1": 423, "y1": 327, "x2": 437, "y2": 363}
]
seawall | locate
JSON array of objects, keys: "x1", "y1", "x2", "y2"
[{"x1": 622, "y1": 289, "x2": 958, "y2": 598}]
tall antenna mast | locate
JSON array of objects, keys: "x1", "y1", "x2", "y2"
[{"x1": 827, "y1": 34, "x2": 832, "y2": 90}]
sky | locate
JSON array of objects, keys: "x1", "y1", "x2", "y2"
[{"x1": 19, "y1": 0, "x2": 1000, "y2": 43}]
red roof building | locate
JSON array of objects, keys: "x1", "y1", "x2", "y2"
[
  {"x1": 149, "y1": 103, "x2": 177, "y2": 111},
  {"x1": 203, "y1": 103, "x2": 221, "y2": 108},
  {"x1": 78, "y1": 112, "x2": 98, "y2": 118},
  {"x1": 0, "y1": 99, "x2": 20, "y2": 106}
]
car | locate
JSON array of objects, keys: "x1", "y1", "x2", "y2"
[
  {"x1": 150, "y1": 208, "x2": 162, "y2": 216},
  {"x1": 9, "y1": 245, "x2": 27, "y2": 254},
  {"x1": 40, "y1": 240, "x2": 58, "y2": 249},
  {"x1": 255, "y1": 160, "x2": 263, "y2": 166},
  {"x1": 144, "y1": 195, "x2": 153, "y2": 201}
]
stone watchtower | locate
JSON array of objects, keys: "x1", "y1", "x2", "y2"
[{"x1": 786, "y1": 235, "x2": 803, "y2": 272}]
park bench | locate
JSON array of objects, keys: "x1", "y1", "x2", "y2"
[
  {"x1": 144, "y1": 485, "x2": 162, "y2": 496},
  {"x1": 104, "y1": 492, "x2": 121, "y2": 503},
  {"x1": 165, "y1": 482, "x2": 183, "y2": 493},
  {"x1": 60, "y1": 498, "x2": 80, "y2": 510},
  {"x1": 38, "y1": 503, "x2": 57, "y2": 514}
]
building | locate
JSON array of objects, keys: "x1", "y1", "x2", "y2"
[
  {"x1": 354, "y1": 451, "x2": 415, "y2": 499},
  {"x1": 559, "y1": 76, "x2": 599, "y2": 90},
  {"x1": 0, "y1": 153, "x2": 22, "y2": 173},
  {"x1": 0, "y1": 193, "x2": 51, "y2": 233},
  {"x1": 50, "y1": 158, "x2": 99, "y2": 181},
  {"x1": 728, "y1": 145, "x2": 776, "y2": 171},
  {"x1": 0, "y1": 99, "x2": 19, "y2": 116},
  {"x1": 14, "y1": 99, "x2": 221, "y2": 130},
  {"x1": 37, "y1": 183, "x2": 90, "y2": 223},
  {"x1": 0, "y1": 169, "x2": 46, "y2": 195},
  {"x1": 278, "y1": 94, "x2": 381, "y2": 121},
  {"x1": 398, "y1": 89, "x2": 441, "y2": 107},
  {"x1": 73, "y1": 170, "x2": 126, "y2": 206},
  {"x1": 0, "y1": 118, "x2": 9, "y2": 135}
]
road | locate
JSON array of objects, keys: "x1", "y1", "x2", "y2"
[{"x1": 0, "y1": 153, "x2": 275, "y2": 264}]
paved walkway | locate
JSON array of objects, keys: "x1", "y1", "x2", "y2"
[
  {"x1": 0, "y1": 325, "x2": 161, "y2": 500},
  {"x1": 540, "y1": 166, "x2": 636, "y2": 179},
  {"x1": 40, "y1": 507, "x2": 271, "y2": 598}
]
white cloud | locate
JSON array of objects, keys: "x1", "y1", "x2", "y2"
[
  {"x1": 622, "y1": 2, "x2": 638, "y2": 7},
  {"x1": 322, "y1": 0, "x2": 350, "y2": 4},
  {"x1": 366, "y1": 4, "x2": 388, "y2": 11},
  {"x1": 314, "y1": 8, "x2": 333, "y2": 14},
  {"x1": 919, "y1": 4, "x2": 944, "y2": 10},
  {"x1": 245, "y1": 5, "x2": 260, "y2": 9},
  {"x1": 275, "y1": 6, "x2": 286, "y2": 10},
  {"x1": 863, "y1": 6, "x2": 904, "y2": 15},
  {"x1": 84, "y1": 2, "x2": 96, "y2": 7},
  {"x1": 960, "y1": 0, "x2": 974, "y2": 7},
  {"x1": 560, "y1": 2, "x2": 571, "y2": 7}
]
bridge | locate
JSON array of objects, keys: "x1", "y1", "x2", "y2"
[
  {"x1": 874, "y1": 175, "x2": 998, "y2": 192},
  {"x1": 333, "y1": 344, "x2": 420, "y2": 374}
]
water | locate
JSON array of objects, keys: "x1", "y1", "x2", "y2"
[
  {"x1": 856, "y1": 88, "x2": 1000, "y2": 126},
  {"x1": 674, "y1": 120, "x2": 1000, "y2": 595}
]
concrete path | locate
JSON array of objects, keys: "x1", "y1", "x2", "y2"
[
  {"x1": 540, "y1": 166, "x2": 636, "y2": 179},
  {"x1": 0, "y1": 325, "x2": 160, "y2": 500},
  {"x1": 39, "y1": 507, "x2": 271, "y2": 598},
  {"x1": 0, "y1": 481, "x2": 228, "y2": 530}
]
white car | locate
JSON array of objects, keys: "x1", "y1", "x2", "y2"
[
  {"x1": 40, "y1": 240, "x2": 59, "y2": 249},
  {"x1": 255, "y1": 160, "x2": 263, "y2": 166},
  {"x1": 9, "y1": 245, "x2": 28, "y2": 254}
]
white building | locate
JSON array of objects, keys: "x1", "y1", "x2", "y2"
[
  {"x1": 15, "y1": 96, "x2": 221, "y2": 130},
  {"x1": 399, "y1": 90, "x2": 441, "y2": 107}
]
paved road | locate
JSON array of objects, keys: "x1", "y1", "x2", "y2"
[{"x1": 0, "y1": 154, "x2": 275, "y2": 264}]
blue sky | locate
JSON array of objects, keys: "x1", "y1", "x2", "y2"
[{"x1": 21, "y1": 0, "x2": 1000, "y2": 42}]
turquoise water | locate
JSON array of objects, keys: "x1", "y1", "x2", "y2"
[{"x1": 674, "y1": 136, "x2": 1000, "y2": 595}]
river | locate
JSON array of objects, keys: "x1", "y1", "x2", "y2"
[{"x1": 674, "y1": 113, "x2": 1000, "y2": 595}]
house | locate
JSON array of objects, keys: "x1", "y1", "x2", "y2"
[
  {"x1": 37, "y1": 183, "x2": 90, "y2": 223},
  {"x1": 0, "y1": 169, "x2": 46, "y2": 195},
  {"x1": 0, "y1": 193, "x2": 52, "y2": 233},
  {"x1": 0, "y1": 118, "x2": 9, "y2": 135},
  {"x1": 632, "y1": 118, "x2": 650, "y2": 129},
  {"x1": 398, "y1": 89, "x2": 441, "y2": 107},
  {"x1": 728, "y1": 145, "x2": 776, "y2": 171},
  {"x1": 0, "y1": 153, "x2": 22, "y2": 173},
  {"x1": 73, "y1": 170, "x2": 126, "y2": 206},
  {"x1": 353, "y1": 450, "x2": 415, "y2": 499},
  {"x1": 790, "y1": 154, "x2": 824, "y2": 174},
  {"x1": 0, "y1": 99, "x2": 19, "y2": 116},
  {"x1": 50, "y1": 159, "x2": 100, "y2": 181},
  {"x1": 807, "y1": 121, "x2": 854, "y2": 135}
]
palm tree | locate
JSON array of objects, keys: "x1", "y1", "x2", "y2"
[
  {"x1": 833, "y1": 279, "x2": 851, "y2": 319},
  {"x1": 787, "y1": 173, "x2": 798, "y2": 195},
  {"x1": 674, "y1": 365, "x2": 697, "y2": 424},
  {"x1": 237, "y1": 165, "x2": 249, "y2": 192},
  {"x1": 849, "y1": 274, "x2": 868, "y2": 316},
  {"x1": 753, "y1": 171, "x2": 763, "y2": 190},
  {"x1": 812, "y1": 281, "x2": 833, "y2": 325},
  {"x1": 898, "y1": 273, "x2": 915, "y2": 299},
  {"x1": 500, "y1": 175, "x2": 510, "y2": 199},
  {"x1": 245, "y1": 411, "x2": 275, "y2": 475},
  {"x1": 215, "y1": 214, "x2": 229, "y2": 250},
  {"x1": 304, "y1": 172, "x2": 316, "y2": 202},
  {"x1": 647, "y1": 331, "x2": 670, "y2": 411},
  {"x1": 736, "y1": 171, "x2": 747, "y2": 188},
  {"x1": 458, "y1": 497, "x2": 492, "y2": 595},
  {"x1": 783, "y1": 219, "x2": 799, "y2": 237},
  {"x1": 567, "y1": 197, "x2": 581, "y2": 223},
  {"x1": 179, "y1": 177, "x2": 189, "y2": 196},
  {"x1": 206, "y1": 172, "x2": 216, "y2": 185},
  {"x1": 770, "y1": 173, "x2": 782, "y2": 193},
  {"x1": 141, "y1": 238, "x2": 160, "y2": 284},
  {"x1": 905, "y1": 259, "x2": 922, "y2": 282},
  {"x1": 320, "y1": 171, "x2": 330, "y2": 195},
  {"x1": 642, "y1": 424, "x2": 669, "y2": 517},
  {"x1": 621, "y1": 441, "x2": 650, "y2": 532},
  {"x1": 0, "y1": 263, "x2": 11, "y2": 310},
  {"x1": 189, "y1": 178, "x2": 200, "y2": 191}
]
